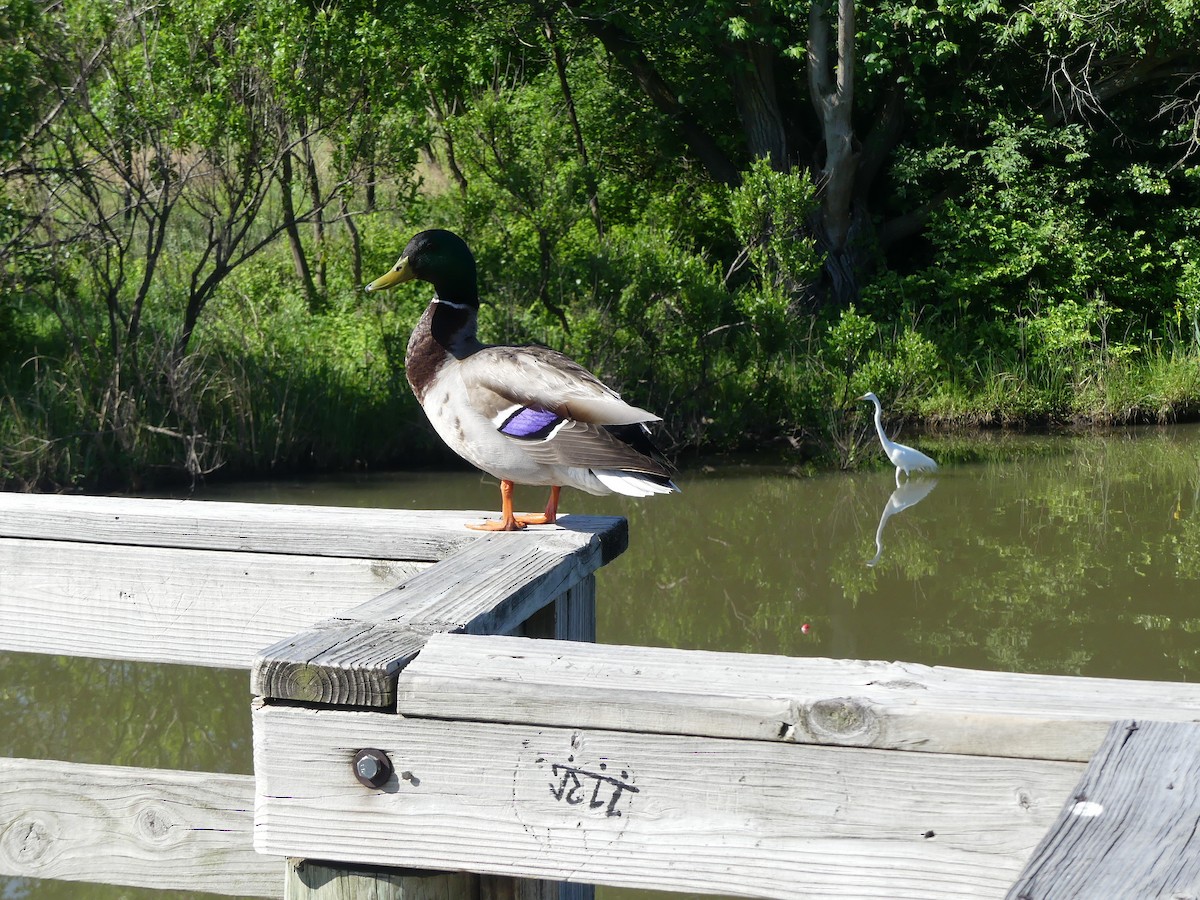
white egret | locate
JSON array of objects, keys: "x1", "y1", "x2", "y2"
[{"x1": 860, "y1": 392, "x2": 938, "y2": 486}]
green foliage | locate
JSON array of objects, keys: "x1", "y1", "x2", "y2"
[
  {"x1": 729, "y1": 157, "x2": 821, "y2": 289},
  {"x1": 0, "y1": 0, "x2": 40, "y2": 153},
  {"x1": 726, "y1": 159, "x2": 821, "y2": 351},
  {"x1": 3, "y1": 0, "x2": 1200, "y2": 490}
]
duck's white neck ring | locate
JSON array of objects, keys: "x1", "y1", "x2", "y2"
[{"x1": 434, "y1": 297, "x2": 473, "y2": 311}]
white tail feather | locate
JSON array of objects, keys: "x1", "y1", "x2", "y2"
[{"x1": 594, "y1": 470, "x2": 679, "y2": 497}]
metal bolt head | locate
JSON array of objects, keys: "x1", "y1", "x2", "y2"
[{"x1": 353, "y1": 748, "x2": 393, "y2": 788}]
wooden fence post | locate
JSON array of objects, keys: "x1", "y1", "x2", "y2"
[
  {"x1": 276, "y1": 570, "x2": 601, "y2": 900},
  {"x1": 285, "y1": 859, "x2": 476, "y2": 898}
]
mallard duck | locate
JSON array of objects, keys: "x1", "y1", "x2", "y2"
[
  {"x1": 860, "y1": 391, "x2": 938, "y2": 486},
  {"x1": 366, "y1": 229, "x2": 678, "y2": 531}
]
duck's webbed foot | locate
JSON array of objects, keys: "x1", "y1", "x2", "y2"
[
  {"x1": 465, "y1": 479, "x2": 551, "y2": 531},
  {"x1": 467, "y1": 515, "x2": 524, "y2": 531},
  {"x1": 512, "y1": 486, "x2": 560, "y2": 526}
]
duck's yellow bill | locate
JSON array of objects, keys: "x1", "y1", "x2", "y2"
[{"x1": 365, "y1": 255, "x2": 415, "y2": 292}]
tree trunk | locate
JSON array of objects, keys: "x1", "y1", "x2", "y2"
[
  {"x1": 340, "y1": 194, "x2": 362, "y2": 287},
  {"x1": 279, "y1": 148, "x2": 320, "y2": 311},
  {"x1": 808, "y1": 0, "x2": 858, "y2": 251},
  {"x1": 300, "y1": 133, "x2": 327, "y2": 294},
  {"x1": 544, "y1": 16, "x2": 604, "y2": 237},
  {"x1": 729, "y1": 35, "x2": 789, "y2": 168},
  {"x1": 806, "y1": 0, "x2": 871, "y2": 307},
  {"x1": 427, "y1": 89, "x2": 469, "y2": 195},
  {"x1": 567, "y1": 3, "x2": 740, "y2": 186}
]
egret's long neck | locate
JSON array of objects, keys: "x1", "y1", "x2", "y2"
[{"x1": 871, "y1": 400, "x2": 891, "y2": 450}]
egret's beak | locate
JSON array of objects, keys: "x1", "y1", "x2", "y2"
[{"x1": 365, "y1": 255, "x2": 415, "y2": 292}]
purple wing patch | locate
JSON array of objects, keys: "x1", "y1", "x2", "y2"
[{"x1": 499, "y1": 406, "x2": 563, "y2": 440}]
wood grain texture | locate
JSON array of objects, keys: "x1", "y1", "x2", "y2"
[
  {"x1": 552, "y1": 575, "x2": 596, "y2": 644},
  {"x1": 252, "y1": 531, "x2": 618, "y2": 706},
  {"x1": 396, "y1": 634, "x2": 1200, "y2": 762},
  {"x1": 254, "y1": 703, "x2": 1083, "y2": 899},
  {"x1": 271, "y1": 579, "x2": 599, "y2": 900},
  {"x1": 0, "y1": 493, "x2": 483, "y2": 560},
  {"x1": 0, "y1": 757, "x2": 278, "y2": 897},
  {"x1": 1005, "y1": 719, "x2": 1200, "y2": 899},
  {"x1": 0, "y1": 537, "x2": 424, "y2": 667},
  {"x1": 0, "y1": 493, "x2": 627, "y2": 563}
]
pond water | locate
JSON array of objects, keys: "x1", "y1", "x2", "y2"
[{"x1": 3, "y1": 424, "x2": 1199, "y2": 900}]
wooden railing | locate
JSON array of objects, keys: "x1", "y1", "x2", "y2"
[
  {"x1": 0, "y1": 493, "x2": 619, "y2": 898},
  {"x1": 4, "y1": 492, "x2": 1200, "y2": 899}
]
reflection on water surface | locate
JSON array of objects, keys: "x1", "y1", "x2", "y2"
[{"x1": 3, "y1": 425, "x2": 1199, "y2": 899}]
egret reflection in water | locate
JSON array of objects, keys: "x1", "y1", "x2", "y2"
[{"x1": 866, "y1": 477, "x2": 939, "y2": 567}]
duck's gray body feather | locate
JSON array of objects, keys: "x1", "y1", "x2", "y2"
[{"x1": 407, "y1": 303, "x2": 676, "y2": 497}]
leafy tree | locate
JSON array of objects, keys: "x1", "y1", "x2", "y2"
[{"x1": 4, "y1": 0, "x2": 1200, "y2": 488}]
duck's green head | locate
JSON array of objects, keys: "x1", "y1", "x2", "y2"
[{"x1": 365, "y1": 228, "x2": 477, "y2": 304}]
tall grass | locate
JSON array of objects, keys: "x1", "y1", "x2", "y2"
[{"x1": 922, "y1": 342, "x2": 1200, "y2": 428}]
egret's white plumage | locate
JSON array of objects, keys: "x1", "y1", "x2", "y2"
[{"x1": 860, "y1": 392, "x2": 938, "y2": 486}]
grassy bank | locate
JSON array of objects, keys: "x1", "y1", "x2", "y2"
[{"x1": 3, "y1": 218, "x2": 1198, "y2": 493}]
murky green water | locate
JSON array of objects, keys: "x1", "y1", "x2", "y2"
[{"x1": 3, "y1": 425, "x2": 1199, "y2": 899}]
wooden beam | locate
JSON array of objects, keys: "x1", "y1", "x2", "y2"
[
  {"x1": 252, "y1": 528, "x2": 622, "y2": 707},
  {"x1": 395, "y1": 634, "x2": 1200, "y2": 762},
  {"x1": 0, "y1": 537, "x2": 425, "y2": 667},
  {"x1": 0, "y1": 493, "x2": 627, "y2": 565},
  {"x1": 253, "y1": 703, "x2": 1082, "y2": 899},
  {"x1": 515, "y1": 574, "x2": 596, "y2": 644},
  {"x1": 0, "y1": 757, "x2": 277, "y2": 897},
  {"x1": 0, "y1": 493, "x2": 491, "y2": 560},
  {"x1": 1005, "y1": 719, "x2": 1200, "y2": 898},
  {"x1": 270, "y1": 580, "x2": 602, "y2": 900}
]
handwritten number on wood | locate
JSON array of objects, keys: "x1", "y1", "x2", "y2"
[{"x1": 548, "y1": 761, "x2": 638, "y2": 817}]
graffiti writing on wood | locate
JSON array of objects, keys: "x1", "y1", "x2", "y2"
[{"x1": 546, "y1": 757, "x2": 638, "y2": 817}]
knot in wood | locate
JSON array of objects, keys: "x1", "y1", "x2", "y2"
[
  {"x1": 135, "y1": 804, "x2": 176, "y2": 842},
  {"x1": 803, "y1": 698, "x2": 877, "y2": 744},
  {"x1": 1, "y1": 816, "x2": 51, "y2": 864}
]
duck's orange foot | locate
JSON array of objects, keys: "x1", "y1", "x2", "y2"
[
  {"x1": 514, "y1": 511, "x2": 555, "y2": 526},
  {"x1": 467, "y1": 482, "x2": 559, "y2": 531},
  {"x1": 466, "y1": 516, "x2": 524, "y2": 532}
]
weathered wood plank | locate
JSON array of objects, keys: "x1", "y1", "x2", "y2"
[
  {"x1": 0, "y1": 537, "x2": 424, "y2": 667},
  {"x1": 0, "y1": 493, "x2": 626, "y2": 562},
  {"x1": 1005, "y1": 719, "x2": 1200, "y2": 899},
  {"x1": 344, "y1": 530, "x2": 609, "y2": 628},
  {"x1": 507, "y1": 578, "x2": 598, "y2": 900},
  {"x1": 254, "y1": 702, "x2": 1083, "y2": 899},
  {"x1": 553, "y1": 574, "x2": 596, "y2": 644},
  {"x1": 275, "y1": 580, "x2": 600, "y2": 900},
  {"x1": 0, "y1": 493, "x2": 492, "y2": 560},
  {"x1": 253, "y1": 622, "x2": 436, "y2": 707},
  {"x1": 252, "y1": 530, "x2": 619, "y2": 707},
  {"x1": 396, "y1": 634, "x2": 1200, "y2": 762},
  {"x1": 0, "y1": 757, "x2": 277, "y2": 897}
]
